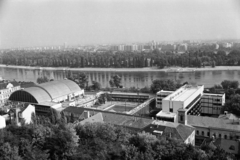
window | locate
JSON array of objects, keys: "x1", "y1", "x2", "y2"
[
  {"x1": 219, "y1": 134, "x2": 221, "y2": 138},
  {"x1": 230, "y1": 136, "x2": 233, "y2": 140},
  {"x1": 224, "y1": 135, "x2": 227, "y2": 139},
  {"x1": 229, "y1": 145, "x2": 235, "y2": 151},
  {"x1": 180, "y1": 115, "x2": 183, "y2": 121},
  {"x1": 170, "y1": 108, "x2": 173, "y2": 112},
  {"x1": 207, "y1": 132, "x2": 210, "y2": 137},
  {"x1": 202, "y1": 131, "x2": 204, "y2": 136},
  {"x1": 196, "y1": 130, "x2": 199, "y2": 135}
]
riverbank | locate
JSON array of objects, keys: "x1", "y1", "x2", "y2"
[{"x1": 1, "y1": 64, "x2": 240, "y2": 72}]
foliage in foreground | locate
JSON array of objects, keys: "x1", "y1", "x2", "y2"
[{"x1": 0, "y1": 120, "x2": 234, "y2": 160}]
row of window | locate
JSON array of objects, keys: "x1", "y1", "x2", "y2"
[
  {"x1": 201, "y1": 107, "x2": 221, "y2": 110},
  {"x1": 196, "y1": 130, "x2": 239, "y2": 140}
]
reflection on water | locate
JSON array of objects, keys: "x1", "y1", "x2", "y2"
[{"x1": 1, "y1": 67, "x2": 240, "y2": 88}]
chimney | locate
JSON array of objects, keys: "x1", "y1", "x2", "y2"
[{"x1": 224, "y1": 111, "x2": 228, "y2": 115}]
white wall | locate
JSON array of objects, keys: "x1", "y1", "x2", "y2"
[
  {"x1": 184, "y1": 130, "x2": 195, "y2": 146},
  {"x1": 0, "y1": 116, "x2": 6, "y2": 129},
  {"x1": 22, "y1": 105, "x2": 35, "y2": 124}
]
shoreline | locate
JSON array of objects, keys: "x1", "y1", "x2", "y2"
[{"x1": 1, "y1": 64, "x2": 240, "y2": 72}]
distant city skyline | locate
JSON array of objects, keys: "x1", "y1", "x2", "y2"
[{"x1": 0, "y1": 0, "x2": 240, "y2": 49}]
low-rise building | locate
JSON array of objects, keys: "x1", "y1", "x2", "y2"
[
  {"x1": 144, "y1": 120, "x2": 195, "y2": 145},
  {"x1": 0, "y1": 81, "x2": 21, "y2": 105},
  {"x1": 182, "y1": 115, "x2": 240, "y2": 155},
  {"x1": 79, "y1": 111, "x2": 195, "y2": 144}
]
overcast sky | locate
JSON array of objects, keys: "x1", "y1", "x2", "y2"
[{"x1": 0, "y1": 0, "x2": 240, "y2": 48}]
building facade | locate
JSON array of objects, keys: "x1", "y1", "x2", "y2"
[
  {"x1": 156, "y1": 85, "x2": 204, "y2": 122},
  {"x1": 0, "y1": 82, "x2": 21, "y2": 105},
  {"x1": 201, "y1": 93, "x2": 225, "y2": 116},
  {"x1": 156, "y1": 90, "x2": 173, "y2": 109},
  {"x1": 156, "y1": 85, "x2": 226, "y2": 122}
]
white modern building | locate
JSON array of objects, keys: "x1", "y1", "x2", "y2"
[
  {"x1": 156, "y1": 85, "x2": 225, "y2": 122},
  {"x1": 156, "y1": 85, "x2": 204, "y2": 122},
  {"x1": 156, "y1": 90, "x2": 174, "y2": 109}
]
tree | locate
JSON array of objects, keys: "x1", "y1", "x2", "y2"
[
  {"x1": 230, "y1": 81, "x2": 239, "y2": 89},
  {"x1": 91, "y1": 81, "x2": 101, "y2": 91},
  {"x1": 36, "y1": 76, "x2": 49, "y2": 84},
  {"x1": 109, "y1": 75, "x2": 122, "y2": 88},
  {"x1": 221, "y1": 80, "x2": 239, "y2": 90},
  {"x1": 0, "y1": 143, "x2": 22, "y2": 160},
  {"x1": 150, "y1": 79, "x2": 177, "y2": 93},
  {"x1": 68, "y1": 72, "x2": 89, "y2": 89},
  {"x1": 223, "y1": 94, "x2": 240, "y2": 116},
  {"x1": 221, "y1": 80, "x2": 231, "y2": 90}
]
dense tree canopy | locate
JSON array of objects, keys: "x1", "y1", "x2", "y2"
[
  {"x1": 67, "y1": 72, "x2": 88, "y2": 89},
  {"x1": 223, "y1": 94, "x2": 240, "y2": 116},
  {"x1": 1, "y1": 49, "x2": 239, "y2": 69},
  {"x1": 37, "y1": 76, "x2": 49, "y2": 84},
  {"x1": 150, "y1": 79, "x2": 180, "y2": 93},
  {"x1": 0, "y1": 120, "x2": 233, "y2": 160}
]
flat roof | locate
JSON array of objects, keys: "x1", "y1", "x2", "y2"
[
  {"x1": 188, "y1": 115, "x2": 240, "y2": 132},
  {"x1": 164, "y1": 85, "x2": 202, "y2": 102},
  {"x1": 110, "y1": 91, "x2": 150, "y2": 96},
  {"x1": 157, "y1": 90, "x2": 174, "y2": 94},
  {"x1": 156, "y1": 111, "x2": 176, "y2": 118},
  {"x1": 203, "y1": 93, "x2": 225, "y2": 96}
]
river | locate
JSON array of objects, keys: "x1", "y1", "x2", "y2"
[{"x1": 0, "y1": 67, "x2": 240, "y2": 88}]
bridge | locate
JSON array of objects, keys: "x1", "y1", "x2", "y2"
[{"x1": 127, "y1": 98, "x2": 155, "y2": 115}]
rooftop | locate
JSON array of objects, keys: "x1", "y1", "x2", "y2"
[
  {"x1": 188, "y1": 115, "x2": 240, "y2": 132},
  {"x1": 163, "y1": 85, "x2": 202, "y2": 102},
  {"x1": 109, "y1": 91, "x2": 150, "y2": 96},
  {"x1": 157, "y1": 90, "x2": 174, "y2": 94},
  {"x1": 156, "y1": 111, "x2": 177, "y2": 118},
  {"x1": 145, "y1": 120, "x2": 195, "y2": 141},
  {"x1": 203, "y1": 93, "x2": 225, "y2": 97}
]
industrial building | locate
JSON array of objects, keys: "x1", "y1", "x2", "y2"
[{"x1": 9, "y1": 80, "x2": 84, "y2": 115}]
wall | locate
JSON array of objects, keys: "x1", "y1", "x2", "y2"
[
  {"x1": 184, "y1": 130, "x2": 195, "y2": 146},
  {"x1": 0, "y1": 116, "x2": 6, "y2": 129},
  {"x1": 21, "y1": 105, "x2": 35, "y2": 124}
]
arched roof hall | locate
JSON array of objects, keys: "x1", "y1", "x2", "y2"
[{"x1": 9, "y1": 80, "x2": 81, "y2": 104}]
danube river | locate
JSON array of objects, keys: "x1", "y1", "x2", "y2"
[{"x1": 1, "y1": 67, "x2": 240, "y2": 88}]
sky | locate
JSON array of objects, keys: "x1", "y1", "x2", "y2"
[{"x1": 0, "y1": 0, "x2": 240, "y2": 48}]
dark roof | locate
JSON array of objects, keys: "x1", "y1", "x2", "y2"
[
  {"x1": 145, "y1": 120, "x2": 195, "y2": 141},
  {"x1": 176, "y1": 124, "x2": 195, "y2": 141}
]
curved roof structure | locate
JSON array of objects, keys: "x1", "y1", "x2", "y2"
[
  {"x1": 9, "y1": 80, "x2": 81, "y2": 104},
  {"x1": 58, "y1": 79, "x2": 80, "y2": 93}
]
